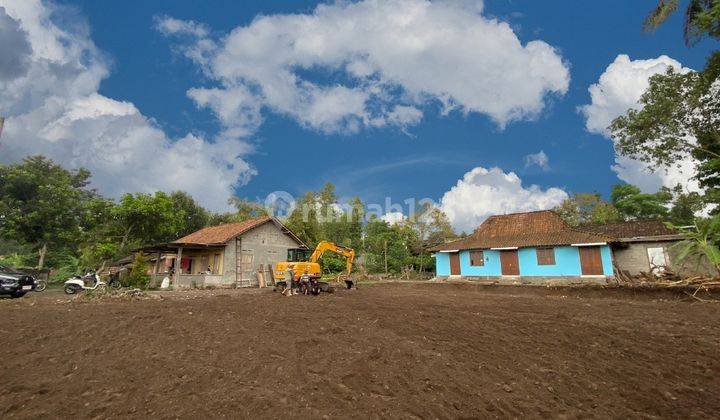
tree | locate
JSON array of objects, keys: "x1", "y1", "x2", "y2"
[
  {"x1": 227, "y1": 197, "x2": 268, "y2": 222},
  {"x1": 407, "y1": 203, "x2": 456, "y2": 246},
  {"x1": 644, "y1": 0, "x2": 720, "y2": 45},
  {"x1": 668, "y1": 184, "x2": 705, "y2": 225},
  {"x1": 171, "y1": 191, "x2": 209, "y2": 238},
  {"x1": 554, "y1": 193, "x2": 622, "y2": 226},
  {"x1": 363, "y1": 217, "x2": 413, "y2": 274},
  {"x1": 611, "y1": 184, "x2": 672, "y2": 220},
  {"x1": 616, "y1": 4, "x2": 720, "y2": 209},
  {"x1": 610, "y1": 59, "x2": 720, "y2": 210},
  {"x1": 0, "y1": 156, "x2": 98, "y2": 268},
  {"x1": 347, "y1": 197, "x2": 364, "y2": 251},
  {"x1": 114, "y1": 192, "x2": 179, "y2": 252},
  {"x1": 285, "y1": 192, "x2": 321, "y2": 249}
]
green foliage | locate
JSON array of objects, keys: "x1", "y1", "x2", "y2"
[
  {"x1": 363, "y1": 217, "x2": 414, "y2": 274},
  {"x1": 554, "y1": 193, "x2": 622, "y2": 226},
  {"x1": 114, "y1": 192, "x2": 180, "y2": 250},
  {"x1": 227, "y1": 197, "x2": 268, "y2": 222},
  {"x1": 611, "y1": 184, "x2": 672, "y2": 220},
  {"x1": 0, "y1": 156, "x2": 99, "y2": 268},
  {"x1": 49, "y1": 252, "x2": 80, "y2": 282},
  {"x1": 283, "y1": 184, "x2": 448, "y2": 275},
  {"x1": 668, "y1": 185, "x2": 705, "y2": 225},
  {"x1": 171, "y1": 191, "x2": 209, "y2": 238},
  {"x1": 347, "y1": 197, "x2": 364, "y2": 251},
  {"x1": 0, "y1": 252, "x2": 30, "y2": 268},
  {"x1": 410, "y1": 203, "x2": 457, "y2": 247},
  {"x1": 672, "y1": 216, "x2": 720, "y2": 276},
  {"x1": 285, "y1": 191, "x2": 321, "y2": 249},
  {"x1": 644, "y1": 0, "x2": 720, "y2": 45},
  {"x1": 125, "y1": 253, "x2": 151, "y2": 288},
  {"x1": 610, "y1": 52, "x2": 720, "y2": 211}
]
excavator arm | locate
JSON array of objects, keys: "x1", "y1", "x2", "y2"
[{"x1": 309, "y1": 241, "x2": 355, "y2": 276}]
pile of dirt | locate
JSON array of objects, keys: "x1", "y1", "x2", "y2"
[{"x1": 1, "y1": 283, "x2": 719, "y2": 418}]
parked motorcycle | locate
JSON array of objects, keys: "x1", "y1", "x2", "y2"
[
  {"x1": 34, "y1": 278, "x2": 47, "y2": 292},
  {"x1": 64, "y1": 272, "x2": 121, "y2": 294}
]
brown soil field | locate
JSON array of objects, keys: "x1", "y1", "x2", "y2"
[{"x1": 1, "y1": 282, "x2": 719, "y2": 419}]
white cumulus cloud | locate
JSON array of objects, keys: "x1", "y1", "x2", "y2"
[
  {"x1": 524, "y1": 150, "x2": 549, "y2": 171},
  {"x1": 381, "y1": 211, "x2": 407, "y2": 225},
  {"x1": 157, "y1": 0, "x2": 569, "y2": 136},
  {"x1": 579, "y1": 54, "x2": 699, "y2": 192},
  {"x1": 439, "y1": 167, "x2": 568, "y2": 233},
  {"x1": 0, "y1": 0, "x2": 255, "y2": 211}
]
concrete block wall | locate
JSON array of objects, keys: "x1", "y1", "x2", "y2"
[
  {"x1": 221, "y1": 237, "x2": 237, "y2": 284},
  {"x1": 237, "y1": 221, "x2": 301, "y2": 287},
  {"x1": 614, "y1": 241, "x2": 716, "y2": 277}
]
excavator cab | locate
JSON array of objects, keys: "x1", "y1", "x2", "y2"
[{"x1": 286, "y1": 248, "x2": 311, "y2": 263}]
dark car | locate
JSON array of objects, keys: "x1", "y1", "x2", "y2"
[{"x1": 0, "y1": 265, "x2": 35, "y2": 298}]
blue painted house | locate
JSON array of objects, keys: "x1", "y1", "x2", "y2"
[{"x1": 431, "y1": 211, "x2": 614, "y2": 283}]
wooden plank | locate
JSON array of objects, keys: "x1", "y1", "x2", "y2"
[{"x1": 173, "y1": 247, "x2": 183, "y2": 290}]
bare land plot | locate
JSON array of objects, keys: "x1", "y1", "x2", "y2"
[{"x1": 1, "y1": 283, "x2": 718, "y2": 418}]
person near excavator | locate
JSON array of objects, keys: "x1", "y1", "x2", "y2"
[
  {"x1": 283, "y1": 264, "x2": 295, "y2": 296},
  {"x1": 299, "y1": 270, "x2": 311, "y2": 295}
]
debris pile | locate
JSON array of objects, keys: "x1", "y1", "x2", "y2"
[
  {"x1": 69, "y1": 287, "x2": 163, "y2": 302},
  {"x1": 614, "y1": 264, "x2": 720, "y2": 301}
]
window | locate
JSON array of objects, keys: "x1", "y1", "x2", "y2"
[
  {"x1": 470, "y1": 250, "x2": 484, "y2": 266},
  {"x1": 536, "y1": 247, "x2": 555, "y2": 265},
  {"x1": 212, "y1": 254, "x2": 220, "y2": 274},
  {"x1": 647, "y1": 247, "x2": 667, "y2": 274}
]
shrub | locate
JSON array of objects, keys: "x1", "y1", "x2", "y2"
[{"x1": 125, "y1": 253, "x2": 151, "y2": 289}]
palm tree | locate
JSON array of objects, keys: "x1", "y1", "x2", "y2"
[{"x1": 644, "y1": 0, "x2": 720, "y2": 45}]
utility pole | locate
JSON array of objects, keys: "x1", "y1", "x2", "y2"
[{"x1": 0, "y1": 117, "x2": 4, "y2": 141}]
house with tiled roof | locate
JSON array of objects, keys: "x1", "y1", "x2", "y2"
[
  {"x1": 141, "y1": 216, "x2": 307, "y2": 289},
  {"x1": 430, "y1": 210, "x2": 615, "y2": 284}
]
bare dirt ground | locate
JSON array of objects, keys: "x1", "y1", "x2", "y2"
[{"x1": 1, "y1": 282, "x2": 719, "y2": 419}]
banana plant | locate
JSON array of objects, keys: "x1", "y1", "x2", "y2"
[{"x1": 672, "y1": 216, "x2": 720, "y2": 277}]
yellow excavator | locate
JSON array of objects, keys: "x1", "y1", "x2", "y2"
[{"x1": 274, "y1": 241, "x2": 355, "y2": 290}]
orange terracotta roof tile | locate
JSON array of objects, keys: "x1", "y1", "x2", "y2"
[
  {"x1": 431, "y1": 210, "x2": 612, "y2": 251},
  {"x1": 173, "y1": 216, "x2": 272, "y2": 245},
  {"x1": 579, "y1": 220, "x2": 679, "y2": 239}
]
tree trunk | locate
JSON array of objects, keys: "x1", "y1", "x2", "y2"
[
  {"x1": 96, "y1": 260, "x2": 107, "y2": 275},
  {"x1": 384, "y1": 240, "x2": 388, "y2": 275},
  {"x1": 119, "y1": 227, "x2": 132, "y2": 253},
  {"x1": 37, "y1": 242, "x2": 47, "y2": 269}
]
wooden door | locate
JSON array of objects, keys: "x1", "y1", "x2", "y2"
[
  {"x1": 449, "y1": 252, "x2": 460, "y2": 275},
  {"x1": 500, "y1": 250, "x2": 519, "y2": 275},
  {"x1": 579, "y1": 246, "x2": 603, "y2": 275}
]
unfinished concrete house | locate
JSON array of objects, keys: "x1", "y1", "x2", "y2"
[
  {"x1": 142, "y1": 216, "x2": 307, "y2": 288},
  {"x1": 580, "y1": 220, "x2": 714, "y2": 277}
]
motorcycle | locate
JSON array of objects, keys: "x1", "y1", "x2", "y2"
[
  {"x1": 34, "y1": 278, "x2": 47, "y2": 292},
  {"x1": 64, "y1": 272, "x2": 121, "y2": 294}
]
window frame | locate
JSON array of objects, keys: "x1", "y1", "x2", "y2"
[
  {"x1": 469, "y1": 250, "x2": 485, "y2": 267},
  {"x1": 536, "y1": 247, "x2": 556, "y2": 266}
]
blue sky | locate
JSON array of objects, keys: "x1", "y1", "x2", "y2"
[{"x1": 0, "y1": 0, "x2": 715, "y2": 232}]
